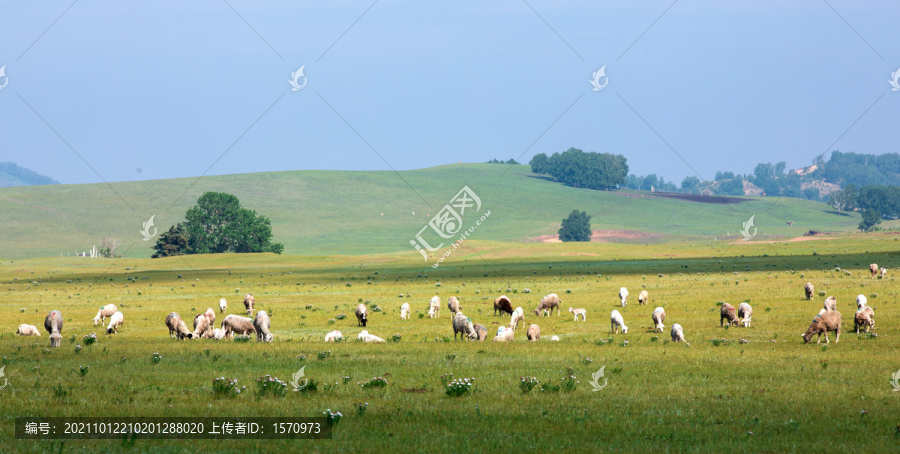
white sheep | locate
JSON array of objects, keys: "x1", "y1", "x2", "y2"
[
  {"x1": 16, "y1": 324, "x2": 41, "y2": 336},
  {"x1": 253, "y1": 310, "x2": 274, "y2": 342},
  {"x1": 452, "y1": 312, "x2": 476, "y2": 340},
  {"x1": 400, "y1": 302, "x2": 410, "y2": 320},
  {"x1": 804, "y1": 282, "x2": 814, "y2": 300},
  {"x1": 651, "y1": 307, "x2": 666, "y2": 332},
  {"x1": 738, "y1": 303, "x2": 752, "y2": 327},
  {"x1": 509, "y1": 307, "x2": 525, "y2": 330},
  {"x1": 534, "y1": 293, "x2": 560, "y2": 316},
  {"x1": 211, "y1": 328, "x2": 226, "y2": 340},
  {"x1": 357, "y1": 330, "x2": 385, "y2": 343},
  {"x1": 355, "y1": 304, "x2": 368, "y2": 327},
  {"x1": 429, "y1": 296, "x2": 441, "y2": 318},
  {"x1": 869, "y1": 263, "x2": 879, "y2": 277},
  {"x1": 526, "y1": 324, "x2": 541, "y2": 341},
  {"x1": 638, "y1": 290, "x2": 649, "y2": 305},
  {"x1": 193, "y1": 313, "x2": 213, "y2": 339},
  {"x1": 856, "y1": 294, "x2": 867, "y2": 310},
  {"x1": 881, "y1": 267, "x2": 888, "y2": 278},
  {"x1": 492, "y1": 326, "x2": 514, "y2": 342},
  {"x1": 671, "y1": 323, "x2": 687, "y2": 343},
  {"x1": 204, "y1": 307, "x2": 216, "y2": 328},
  {"x1": 106, "y1": 311, "x2": 124, "y2": 334},
  {"x1": 219, "y1": 298, "x2": 227, "y2": 314},
  {"x1": 549, "y1": 335, "x2": 560, "y2": 341},
  {"x1": 45, "y1": 310, "x2": 63, "y2": 348},
  {"x1": 221, "y1": 314, "x2": 256, "y2": 339},
  {"x1": 165, "y1": 312, "x2": 193, "y2": 340},
  {"x1": 618, "y1": 287, "x2": 629, "y2": 307},
  {"x1": 243, "y1": 294, "x2": 256, "y2": 316},
  {"x1": 92, "y1": 304, "x2": 118, "y2": 326},
  {"x1": 324, "y1": 330, "x2": 343, "y2": 342},
  {"x1": 610, "y1": 310, "x2": 628, "y2": 334},
  {"x1": 568, "y1": 307, "x2": 586, "y2": 321},
  {"x1": 447, "y1": 296, "x2": 461, "y2": 318}
]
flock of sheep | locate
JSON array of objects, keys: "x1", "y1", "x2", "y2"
[{"x1": 13, "y1": 264, "x2": 886, "y2": 348}]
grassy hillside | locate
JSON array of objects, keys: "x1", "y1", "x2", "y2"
[{"x1": 0, "y1": 164, "x2": 865, "y2": 259}]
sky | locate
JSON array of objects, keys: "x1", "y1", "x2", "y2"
[{"x1": 1, "y1": 0, "x2": 898, "y2": 185}]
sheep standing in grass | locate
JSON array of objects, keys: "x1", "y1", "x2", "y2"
[
  {"x1": 801, "y1": 311, "x2": 842, "y2": 344},
  {"x1": 526, "y1": 324, "x2": 541, "y2": 341},
  {"x1": 492, "y1": 326, "x2": 514, "y2": 342},
  {"x1": 638, "y1": 290, "x2": 649, "y2": 306},
  {"x1": 737, "y1": 303, "x2": 753, "y2": 327},
  {"x1": 429, "y1": 296, "x2": 441, "y2": 319},
  {"x1": 243, "y1": 294, "x2": 256, "y2": 317},
  {"x1": 856, "y1": 295, "x2": 867, "y2": 310},
  {"x1": 720, "y1": 303, "x2": 739, "y2": 327},
  {"x1": 881, "y1": 268, "x2": 888, "y2": 278},
  {"x1": 221, "y1": 314, "x2": 256, "y2": 339},
  {"x1": 44, "y1": 310, "x2": 63, "y2": 348},
  {"x1": 92, "y1": 304, "x2": 118, "y2": 326},
  {"x1": 219, "y1": 298, "x2": 227, "y2": 314},
  {"x1": 357, "y1": 330, "x2": 385, "y2": 343},
  {"x1": 534, "y1": 293, "x2": 560, "y2": 316},
  {"x1": 869, "y1": 264, "x2": 879, "y2": 277},
  {"x1": 855, "y1": 307, "x2": 875, "y2": 333},
  {"x1": 472, "y1": 323, "x2": 488, "y2": 341},
  {"x1": 494, "y1": 295, "x2": 513, "y2": 316},
  {"x1": 400, "y1": 303, "x2": 410, "y2": 320},
  {"x1": 452, "y1": 312, "x2": 476, "y2": 340},
  {"x1": 16, "y1": 324, "x2": 40, "y2": 336},
  {"x1": 204, "y1": 308, "x2": 216, "y2": 328},
  {"x1": 651, "y1": 307, "x2": 666, "y2": 332},
  {"x1": 610, "y1": 310, "x2": 628, "y2": 334},
  {"x1": 355, "y1": 304, "x2": 368, "y2": 327},
  {"x1": 193, "y1": 313, "x2": 213, "y2": 339},
  {"x1": 106, "y1": 311, "x2": 124, "y2": 334},
  {"x1": 804, "y1": 283, "x2": 814, "y2": 300},
  {"x1": 824, "y1": 296, "x2": 837, "y2": 312},
  {"x1": 165, "y1": 312, "x2": 193, "y2": 340},
  {"x1": 253, "y1": 311, "x2": 274, "y2": 342},
  {"x1": 568, "y1": 307, "x2": 586, "y2": 321},
  {"x1": 447, "y1": 296, "x2": 461, "y2": 318},
  {"x1": 324, "y1": 330, "x2": 343, "y2": 342},
  {"x1": 671, "y1": 323, "x2": 686, "y2": 343},
  {"x1": 509, "y1": 307, "x2": 525, "y2": 330},
  {"x1": 618, "y1": 288, "x2": 629, "y2": 307}
]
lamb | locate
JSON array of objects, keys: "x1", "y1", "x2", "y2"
[
  {"x1": 856, "y1": 294, "x2": 867, "y2": 310},
  {"x1": 638, "y1": 290, "x2": 649, "y2": 305},
  {"x1": 855, "y1": 308, "x2": 875, "y2": 333},
  {"x1": 720, "y1": 303, "x2": 739, "y2": 327},
  {"x1": 869, "y1": 263, "x2": 879, "y2": 277},
  {"x1": 243, "y1": 294, "x2": 255, "y2": 316},
  {"x1": 253, "y1": 310, "x2": 274, "y2": 342},
  {"x1": 219, "y1": 298, "x2": 227, "y2": 314},
  {"x1": 610, "y1": 310, "x2": 628, "y2": 334},
  {"x1": 549, "y1": 335, "x2": 560, "y2": 341},
  {"x1": 618, "y1": 287, "x2": 629, "y2": 307},
  {"x1": 221, "y1": 314, "x2": 256, "y2": 339},
  {"x1": 399, "y1": 302, "x2": 410, "y2": 320},
  {"x1": 472, "y1": 323, "x2": 488, "y2": 341},
  {"x1": 324, "y1": 330, "x2": 343, "y2": 342},
  {"x1": 881, "y1": 267, "x2": 888, "y2": 278},
  {"x1": 16, "y1": 324, "x2": 40, "y2": 336},
  {"x1": 106, "y1": 311, "x2": 124, "y2": 334},
  {"x1": 651, "y1": 307, "x2": 666, "y2": 332},
  {"x1": 429, "y1": 296, "x2": 441, "y2": 319},
  {"x1": 193, "y1": 313, "x2": 213, "y2": 339},
  {"x1": 211, "y1": 328, "x2": 226, "y2": 340},
  {"x1": 447, "y1": 296, "x2": 461, "y2": 317},
  {"x1": 737, "y1": 303, "x2": 753, "y2": 327},
  {"x1": 509, "y1": 307, "x2": 525, "y2": 330},
  {"x1": 568, "y1": 307, "x2": 586, "y2": 321},
  {"x1": 165, "y1": 312, "x2": 193, "y2": 340},
  {"x1": 427, "y1": 306, "x2": 437, "y2": 318},
  {"x1": 804, "y1": 283, "x2": 814, "y2": 300},
  {"x1": 492, "y1": 326, "x2": 514, "y2": 342},
  {"x1": 92, "y1": 304, "x2": 118, "y2": 326},
  {"x1": 204, "y1": 307, "x2": 216, "y2": 328},
  {"x1": 671, "y1": 323, "x2": 686, "y2": 343},
  {"x1": 357, "y1": 330, "x2": 385, "y2": 343},
  {"x1": 452, "y1": 312, "x2": 476, "y2": 340},
  {"x1": 355, "y1": 304, "x2": 368, "y2": 327},
  {"x1": 801, "y1": 310, "x2": 841, "y2": 343},
  {"x1": 534, "y1": 293, "x2": 560, "y2": 316},
  {"x1": 526, "y1": 324, "x2": 541, "y2": 341},
  {"x1": 494, "y1": 295, "x2": 514, "y2": 316},
  {"x1": 44, "y1": 310, "x2": 63, "y2": 348},
  {"x1": 824, "y1": 296, "x2": 837, "y2": 312}
]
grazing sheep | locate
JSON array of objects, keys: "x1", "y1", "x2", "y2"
[
  {"x1": 221, "y1": 314, "x2": 256, "y2": 339},
  {"x1": 427, "y1": 306, "x2": 437, "y2": 318},
  {"x1": 855, "y1": 308, "x2": 875, "y2": 333},
  {"x1": 400, "y1": 302, "x2": 410, "y2": 320},
  {"x1": 452, "y1": 312, "x2": 476, "y2": 340},
  {"x1": 737, "y1": 303, "x2": 753, "y2": 327},
  {"x1": 804, "y1": 283, "x2": 814, "y2": 300},
  {"x1": 447, "y1": 296, "x2": 461, "y2": 318},
  {"x1": 610, "y1": 310, "x2": 628, "y2": 334},
  {"x1": 671, "y1": 323, "x2": 686, "y2": 343},
  {"x1": 211, "y1": 328, "x2": 226, "y2": 340},
  {"x1": 492, "y1": 326, "x2": 514, "y2": 342},
  {"x1": 534, "y1": 293, "x2": 561, "y2": 316},
  {"x1": 324, "y1": 330, "x2": 343, "y2": 342},
  {"x1": 869, "y1": 263, "x2": 879, "y2": 277},
  {"x1": 568, "y1": 307, "x2": 586, "y2": 321},
  {"x1": 16, "y1": 324, "x2": 40, "y2": 336},
  {"x1": 243, "y1": 294, "x2": 256, "y2": 316},
  {"x1": 856, "y1": 294, "x2": 867, "y2": 310},
  {"x1": 472, "y1": 323, "x2": 488, "y2": 341},
  {"x1": 824, "y1": 296, "x2": 837, "y2": 312},
  {"x1": 92, "y1": 304, "x2": 118, "y2": 326},
  {"x1": 619, "y1": 288, "x2": 629, "y2": 307},
  {"x1": 494, "y1": 295, "x2": 514, "y2": 316},
  {"x1": 720, "y1": 303, "x2": 739, "y2": 327},
  {"x1": 357, "y1": 330, "x2": 385, "y2": 343},
  {"x1": 44, "y1": 310, "x2": 63, "y2": 348},
  {"x1": 801, "y1": 310, "x2": 842, "y2": 344},
  {"x1": 429, "y1": 296, "x2": 441, "y2": 319},
  {"x1": 165, "y1": 312, "x2": 193, "y2": 340},
  {"x1": 651, "y1": 307, "x2": 666, "y2": 332},
  {"x1": 219, "y1": 298, "x2": 227, "y2": 314},
  {"x1": 549, "y1": 335, "x2": 560, "y2": 341},
  {"x1": 204, "y1": 308, "x2": 216, "y2": 328},
  {"x1": 638, "y1": 290, "x2": 649, "y2": 305},
  {"x1": 509, "y1": 307, "x2": 525, "y2": 330},
  {"x1": 253, "y1": 311, "x2": 274, "y2": 342},
  {"x1": 355, "y1": 304, "x2": 368, "y2": 327},
  {"x1": 193, "y1": 313, "x2": 213, "y2": 339},
  {"x1": 106, "y1": 311, "x2": 124, "y2": 334},
  {"x1": 526, "y1": 324, "x2": 541, "y2": 341},
  {"x1": 881, "y1": 267, "x2": 888, "y2": 278}
]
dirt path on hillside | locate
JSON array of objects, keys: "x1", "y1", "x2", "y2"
[{"x1": 529, "y1": 229, "x2": 665, "y2": 244}]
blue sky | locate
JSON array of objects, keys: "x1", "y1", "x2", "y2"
[{"x1": 1, "y1": 0, "x2": 898, "y2": 185}]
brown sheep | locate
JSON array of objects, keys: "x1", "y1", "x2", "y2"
[
  {"x1": 720, "y1": 303, "x2": 739, "y2": 327},
  {"x1": 494, "y1": 295, "x2": 513, "y2": 316},
  {"x1": 165, "y1": 312, "x2": 193, "y2": 340},
  {"x1": 869, "y1": 264, "x2": 879, "y2": 277},
  {"x1": 526, "y1": 324, "x2": 541, "y2": 341},
  {"x1": 855, "y1": 308, "x2": 875, "y2": 333},
  {"x1": 472, "y1": 323, "x2": 488, "y2": 341},
  {"x1": 804, "y1": 283, "x2": 814, "y2": 300},
  {"x1": 534, "y1": 293, "x2": 560, "y2": 316},
  {"x1": 221, "y1": 314, "x2": 256, "y2": 339},
  {"x1": 193, "y1": 313, "x2": 213, "y2": 339},
  {"x1": 447, "y1": 296, "x2": 461, "y2": 318},
  {"x1": 823, "y1": 296, "x2": 837, "y2": 312},
  {"x1": 801, "y1": 310, "x2": 842, "y2": 344},
  {"x1": 44, "y1": 310, "x2": 63, "y2": 348},
  {"x1": 243, "y1": 294, "x2": 256, "y2": 316}
]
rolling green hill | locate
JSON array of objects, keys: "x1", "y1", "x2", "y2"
[{"x1": 0, "y1": 164, "x2": 865, "y2": 259}]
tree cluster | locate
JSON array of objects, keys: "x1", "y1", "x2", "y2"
[{"x1": 529, "y1": 148, "x2": 628, "y2": 190}]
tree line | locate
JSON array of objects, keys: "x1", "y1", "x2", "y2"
[{"x1": 529, "y1": 148, "x2": 628, "y2": 190}]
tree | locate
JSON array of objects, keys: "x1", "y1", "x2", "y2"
[
  {"x1": 99, "y1": 237, "x2": 122, "y2": 258},
  {"x1": 828, "y1": 184, "x2": 858, "y2": 216},
  {"x1": 530, "y1": 148, "x2": 628, "y2": 190},
  {"x1": 182, "y1": 192, "x2": 284, "y2": 255},
  {"x1": 151, "y1": 223, "x2": 192, "y2": 258},
  {"x1": 558, "y1": 210, "x2": 592, "y2": 242},
  {"x1": 859, "y1": 209, "x2": 882, "y2": 231},
  {"x1": 529, "y1": 153, "x2": 549, "y2": 174},
  {"x1": 681, "y1": 176, "x2": 701, "y2": 193}
]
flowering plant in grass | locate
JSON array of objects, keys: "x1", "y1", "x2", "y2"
[
  {"x1": 74, "y1": 345, "x2": 82, "y2": 354},
  {"x1": 356, "y1": 402, "x2": 368, "y2": 417},
  {"x1": 323, "y1": 409, "x2": 342, "y2": 426},
  {"x1": 151, "y1": 352, "x2": 161, "y2": 364},
  {"x1": 519, "y1": 376, "x2": 539, "y2": 394},
  {"x1": 359, "y1": 376, "x2": 388, "y2": 389},
  {"x1": 445, "y1": 377, "x2": 477, "y2": 397},
  {"x1": 561, "y1": 367, "x2": 578, "y2": 392},
  {"x1": 83, "y1": 333, "x2": 97, "y2": 346},
  {"x1": 213, "y1": 377, "x2": 244, "y2": 398},
  {"x1": 256, "y1": 375, "x2": 287, "y2": 398}
]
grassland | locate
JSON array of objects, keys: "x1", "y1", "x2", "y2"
[{"x1": 2, "y1": 234, "x2": 900, "y2": 452}]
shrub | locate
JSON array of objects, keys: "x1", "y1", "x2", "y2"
[
  {"x1": 256, "y1": 375, "x2": 287, "y2": 398},
  {"x1": 519, "y1": 376, "x2": 539, "y2": 394},
  {"x1": 561, "y1": 367, "x2": 578, "y2": 392},
  {"x1": 445, "y1": 377, "x2": 476, "y2": 397},
  {"x1": 83, "y1": 333, "x2": 97, "y2": 346},
  {"x1": 359, "y1": 376, "x2": 388, "y2": 389},
  {"x1": 151, "y1": 352, "x2": 162, "y2": 364},
  {"x1": 323, "y1": 409, "x2": 342, "y2": 426},
  {"x1": 212, "y1": 377, "x2": 244, "y2": 398}
]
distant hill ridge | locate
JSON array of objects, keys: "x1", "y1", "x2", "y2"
[{"x1": 0, "y1": 163, "x2": 59, "y2": 187}]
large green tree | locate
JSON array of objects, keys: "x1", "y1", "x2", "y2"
[
  {"x1": 182, "y1": 192, "x2": 284, "y2": 255},
  {"x1": 558, "y1": 210, "x2": 592, "y2": 242},
  {"x1": 529, "y1": 148, "x2": 628, "y2": 190},
  {"x1": 151, "y1": 223, "x2": 192, "y2": 258}
]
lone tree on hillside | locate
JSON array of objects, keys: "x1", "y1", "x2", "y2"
[
  {"x1": 859, "y1": 209, "x2": 882, "y2": 232},
  {"x1": 558, "y1": 210, "x2": 592, "y2": 242}
]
